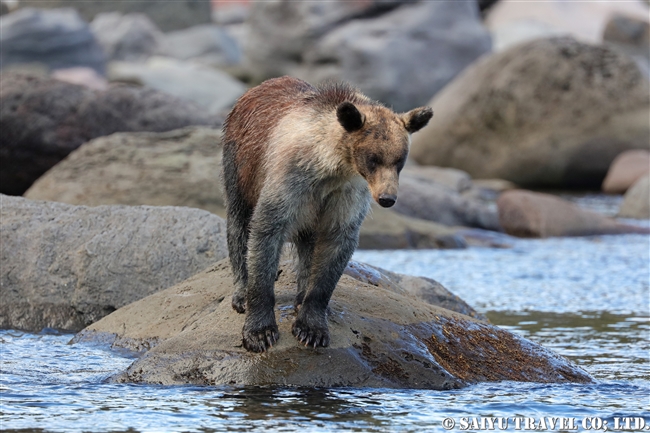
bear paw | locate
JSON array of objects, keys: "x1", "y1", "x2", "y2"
[
  {"x1": 242, "y1": 318, "x2": 279, "y2": 353},
  {"x1": 292, "y1": 316, "x2": 330, "y2": 348},
  {"x1": 231, "y1": 292, "x2": 246, "y2": 314}
]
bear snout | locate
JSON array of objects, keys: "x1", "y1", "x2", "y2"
[{"x1": 377, "y1": 194, "x2": 397, "y2": 208}]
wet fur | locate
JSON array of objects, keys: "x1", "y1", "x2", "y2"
[{"x1": 222, "y1": 76, "x2": 432, "y2": 352}]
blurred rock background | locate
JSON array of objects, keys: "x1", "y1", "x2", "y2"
[{"x1": 2, "y1": 0, "x2": 649, "y2": 247}]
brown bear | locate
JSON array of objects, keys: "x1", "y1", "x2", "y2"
[{"x1": 222, "y1": 76, "x2": 432, "y2": 352}]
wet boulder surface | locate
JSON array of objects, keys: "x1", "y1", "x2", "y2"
[{"x1": 74, "y1": 257, "x2": 592, "y2": 389}]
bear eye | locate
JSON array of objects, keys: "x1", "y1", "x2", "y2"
[
  {"x1": 395, "y1": 156, "x2": 406, "y2": 172},
  {"x1": 367, "y1": 155, "x2": 382, "y2": 171}
]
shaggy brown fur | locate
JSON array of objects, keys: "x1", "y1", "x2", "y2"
[{"x1": 222, "y1": 76, "x2": 432, "y2": 352}]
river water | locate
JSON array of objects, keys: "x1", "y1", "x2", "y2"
[{"x1": 1, "y1": 201, "x2": 649, "y2": 432}]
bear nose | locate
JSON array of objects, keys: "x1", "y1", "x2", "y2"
[{"x1": 377, "y1": 194, "x2": 396, "y2": 208}]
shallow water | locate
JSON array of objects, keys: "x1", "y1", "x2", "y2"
[{"x1": 2, "y1": 230, "x2": 649, "y2": 432}]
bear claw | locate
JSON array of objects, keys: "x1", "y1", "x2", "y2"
[
  {"x1": 292, "y1": 319, "x2": 330, "y2": 348},
  {"x1": 242, "y1": 326, "x2": 279, "y2": 353}
]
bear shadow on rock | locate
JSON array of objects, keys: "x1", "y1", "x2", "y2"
[{"x1": 73, "y1": 257, "x2": 593, "y2": 389}]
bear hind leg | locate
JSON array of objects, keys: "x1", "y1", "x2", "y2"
[
  {"x1": 227, "y1": 200, "x2": 252, "y2": 314},
  {"x1": 242, "y1": 198, "x2": 291, "y2": 352}
]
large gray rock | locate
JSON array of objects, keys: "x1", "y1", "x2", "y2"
[
  {"x1": 25, "y1": 127, "x2": 227, "y2": 216},
  {"x1": 17, "y1": 0, "x2": 212, "y2": 31},
  {"x1": 301, "y1": 1, "x2": 492, "y2": 111},
  {"x1": 73, "y1": 256, "x2": 591, "y2": 388},
  {"x1": 393, "y1": 174, "x2": 501, "y2": 231},
  {"x1": 411, "y1": 37, "x2": 650, "y2": 189},
  {"x1": 618, "y1": 175, "x2": 650, "y2": 219},
  {"x1": 402, "y1": 165, "x2": 473, "y2": 193},
  {"x1": 0, "y1": 73, "x2": 214, "y2": 196},
  {"x1": 359, "y1": 205, "x2": 467, "y2": 250},
  {"x1": 497, "y1": 190, "x2": 650, "y2": 237},
  {"x1": 0, "y1": 195, "x2": 228, "y2": 332},
  {"x1": 90, "y1": 12, "x2": 164, "y2": 62},
  {"x1": 108, "y1": 57, "x2": 247, "y2": 116},
  {"x1": 0, "y1": 8, "x2": 105, "y2": 74},
  {"x1": 244, "y1": 0, "x2": 412, "y2": 81},
  {"x1": 161, "y1": 24, "x2": 242, "y2": 67},
  {"x1": 245, "y1": 1, "x2": 491, "y2": 111}
]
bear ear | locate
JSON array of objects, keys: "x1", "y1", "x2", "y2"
[
  {"x1": 403, "y1": 107, "x2": 433, "y2": 134},
  {"x1": 337, "y1": 101, "x2": 365, "y2": 132}
]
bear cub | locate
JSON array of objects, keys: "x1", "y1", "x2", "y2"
[{"x1": 222, "y1": 76, "x2": 432, "y2": 352}]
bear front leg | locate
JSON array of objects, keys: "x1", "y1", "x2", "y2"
[
  {"x1": 242, "y1": 199, "x2": 289, "y2": 352},
  {"x1": 292, "y1": 221, "x2": 361, "y2": 348},
  {"x1": 293, "y1": 229, "x2": 316, "y2": 310}
]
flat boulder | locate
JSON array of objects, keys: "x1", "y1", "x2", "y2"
[
  {"x1": 0, "y1": 73, "x2": 214, "y2": 195},
  {"x1": 25, "y1": 127, "x2": 227, "y2": 216},
  {"x1": 618, "y1": 175, "x2": 650, "y2": 219},
  {"x1": 410, "y1": 37, "x2": 650, "y2": 189},
  {"x1": 497, "y1": 190, "x2": 650, "y2": 237},
  {"x1": 0, "y1": 195, "x2": 228, "y2": 332},
  {"x1": 73, "y1": 257, "x2": 591, "y2": 389},
  {"x1": 602, "y1": 149, "x2": 650, "y2": 194}
]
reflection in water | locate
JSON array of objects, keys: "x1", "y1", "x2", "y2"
[{"x1": 207, "y1": 387, "x2": 387, "y2": 430}]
